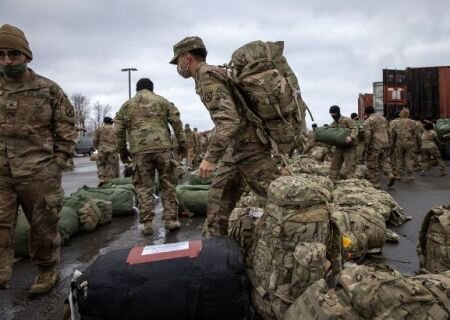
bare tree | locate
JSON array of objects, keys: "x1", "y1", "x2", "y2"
[
  {"x1": 92, "y1": 101, "x2": 113, "y2": 129},
  {"x1": 70, "y1": 93, "x2": 91, "y2": 131}
]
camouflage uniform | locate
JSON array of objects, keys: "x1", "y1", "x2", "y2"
[
  {"x1": 93, "y1": 123, "x2": 119, "y2": 183},
  {"x1": 184, "y1": 126, "x2": 198, "y2": 167},
  {"x1": 194, "y1": 62, "x2": 279, "y2": 236},
  {"x1": 0, "y1": 69, "x2": 76, "y2": 286},
  {"x1": 390, "y1": 109, "x2": 421, "y2": 180},
  {"x1": 363, "y1": 113, "x2": 394, "y2": 188},
  {"x1": 329, "y1": 116, "x2": 358, "y2": 180},
  {"x1": 115, "y1": 89, "x2": 185, "y2": 224},
  {"x1": 420, "y1": 129, "x2": 446, "y2": 176}
]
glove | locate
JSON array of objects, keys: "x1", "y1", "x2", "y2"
[
  {"x1": 178, "y1": 144, "x2": 187, "y2": 159},
  {"x1": 119, "y1": 149, "x2": 132, "y2": 164}
]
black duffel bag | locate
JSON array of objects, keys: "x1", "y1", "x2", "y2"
[{"x1": 72, "y1": 237, "x2": 251, "y2": 320}]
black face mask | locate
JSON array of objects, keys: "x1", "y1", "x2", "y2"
[{"x1": 332, "y1": 114, "x2": 341, "y2": 121}]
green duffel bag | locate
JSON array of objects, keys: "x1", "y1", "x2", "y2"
[
  {"x1": 189, "y1": 169, "x2": 213, "y2": 185},
  {"x1": 176, "y1": 185, "x2": 209, "y2": 217},
  {"x1": 58, "y1": 206, "x2": 79, "y2": 243},
  {"x1": 106, "y1": 177, "x2": 133, "y2": 186},
  {"x1": 14, "y1": 210, "x2": 30, "y2": 257},
  {"x1": 71, "y1": 186, "x2": 136, "y2": 217},
  {"x1": 63, "y1": 195, "x2": 101, "y2": 233},
  {"x1": 91, "y1": 199, "x2": 113, "y2": 225},
  {"x1": 436, "y1": 118, "x2": 450, "y2": 138},
  {"x1": 314, "y1": 126, "x2": 352, "y2": 147}
]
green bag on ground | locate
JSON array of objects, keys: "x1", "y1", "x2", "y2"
[
  {"x1": 14, "y1": 210, "x2": 30, "y2": 257},
  {"x1": 71, "y1": 186, "x2": 136, "y2": 217},
  {"x1": 91, "y1": 199, "x2": 113, "y2": 225},
  {"x1": 189, "y1": 169, "x2": 213, "y2": 185},
  {"x1": 58, "y1": 206, "x2": 79, "y2": 243},
  {"x1": 417, "y1": 205, "x2": 450, "y2": 273},
  {"x1": 63, "y1": 195, "x2": 101, "y2": 232},
  {"x1": 107, "y1": 177, "x2": 133, "y2": 185},
  {"x1": 176, "y1": 184, "x2": 209, "y2": 216},
  {"x1": 436, "y1": 118, "x2": 450, "y2": 138},
  {"x1": 314, "y1": 126, "x2": 351, "y2": 147}
]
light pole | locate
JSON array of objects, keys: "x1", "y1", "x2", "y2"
[{"x1": 121, "y1": 68, "x2": 138, "y2": 99}]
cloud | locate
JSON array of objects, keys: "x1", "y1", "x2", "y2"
[{"x1": 2, "y1": 0, "x2": 449, "y2": 129}]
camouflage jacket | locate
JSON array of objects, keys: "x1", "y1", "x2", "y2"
[
  {"x1": 390, "y1": 118, "x2": 421, "y2": 148},
  {"x1": 185, "y1": 129, "x2": 199, "y2": 149},
  {"x1": 114, "y1": 89, "x2": 185, "y2": 155},
  {"x1": 421, "y1": 130, "x2": 440, "y2": 150},
  {"x1": 330, "y1": 116, "x2": 358, "y2": 141},
  {"x1": 194, "y1": 62, "x2": 266, "y2": 163},
  {"x1": 93, "y1": 124, "x2": 116, "y2": 153},
  {"x1": 363, "y1": 113, "x2": 390, "y2": 149},
  {"x1": 0, "y1": 69, "x2": 76, "y2": 177}
]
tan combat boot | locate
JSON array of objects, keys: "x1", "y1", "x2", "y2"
[
  {"x1": 141, "y1": 222, "x2": 154, "y2": 236},
  {"x1": 165, "y1": 220, "x2": 181, "y2": 231},
  {"x1": 29, "y1": 266, "x2": 59, "y2": 297}
]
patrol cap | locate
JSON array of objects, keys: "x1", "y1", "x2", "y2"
[
  {"x1": 0, "y1": 24, "x2": 32, "y2": 59},
  {"x1": 169, "y1": 36, "x2": 205, "y2": 64}
]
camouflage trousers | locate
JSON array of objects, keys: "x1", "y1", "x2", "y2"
[
  {"x1": 132, "y1": 151, "x2": 177, "y2": 224},
  {"x1": 203, "y1": 152, "x2": 280, "y2": 237},
  {"x1": 0, "y1": 162, "x2": 63, "y2": 283},
  {"x1": 186, "y1": 147, "x2": 196, "y2": 167},
  {"x1": 421, "y1": 147, "x2": 446, "y2": 174},
  {"x1": 356, "y1": 142, "x2": 365, "y2": 165},
  {"x1": 395, "y1": 145, "x2": 416, "y2": 178},
  {"x1": 96, "y1": 151, "x2": 120, "y2": 183},
  {"x1": 330, "y1": 146, "x2": 356, "y2": 180},
  {"x1": 365, "y1": 148, "x2": 394, "y2": 188}
]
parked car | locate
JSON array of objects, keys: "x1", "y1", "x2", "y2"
[{"x1": 75, "y1": 136, "x2": 95, "y2": 156}]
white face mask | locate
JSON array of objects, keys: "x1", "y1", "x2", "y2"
[{"x1": 176, "y1": 55, "x2": 191, "y2": 78}]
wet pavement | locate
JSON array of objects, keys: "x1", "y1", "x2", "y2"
[{"x1": 0, "y1": 157, "x2": 449, "y2": 319}]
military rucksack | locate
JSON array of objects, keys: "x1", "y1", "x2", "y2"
[
  {"x1": 247, "y1": 175, "x2": 337, "y2": 320},
  {"x1": 330, "y1": 205, "x2": 386, "y2": 261},
  {"x1": 228, "y1": 207, "x2": 264, "y2": 254},
  {"x1": 227, "y1": 40, "x2": 307, "y2": 155},
  {"x1": 417, "y1": 205, "x2": 450, "y2": 273},
  {"x1": 435, "y1": 118, "x2": 450, "y2": 138},
  {"x1": 285, "y1": 264, "x2": 450, "y2": 320}
]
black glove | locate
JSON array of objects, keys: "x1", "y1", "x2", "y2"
[{"x1": 119, "y1": 149, "x2": 131, "y2": 164}]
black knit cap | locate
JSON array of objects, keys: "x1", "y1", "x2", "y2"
[
  {"x1": 136, "y1": 78, "x2": 154, "y2": 92},
  {"x1": 329, "y1": 105, "x2": 340, "y2": 114},
  {"x1": 103, "y1": 117, "x2": 113, "y2": 124}
]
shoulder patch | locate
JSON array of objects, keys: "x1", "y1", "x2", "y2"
[
  {"x1": 65, "y1": 104, "x2": 75, "y2": 117},
  {"x1": 203, "y1": 90, "x2": 213, "y2": 103}
]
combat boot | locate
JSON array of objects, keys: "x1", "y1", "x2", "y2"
[
  {"x1": 165, "y1": 220, "x2": 181, "y2": 232},
  {"x1": 0, "y1": 279, "x2": 9, "y2": 289},
  {"x1": 29, "y1": 266, "x2": 59, "y2": 297},
  {"x1": 141, "y1": 222, "x2": 154, "y2": 236},
  {"x1": 387, "y1": 174, "x2": 396, "y2": 187}
]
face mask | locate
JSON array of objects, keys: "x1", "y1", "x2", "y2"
[
  {"x1": 177, "y1": 57, "x2": 191, "y2": 78},
  {"x1": 332, "y1": 114, "x2": 341, "y2": 121},
  {"x1": 0, "y1": 63, "x2": 27, "y2": 78}
]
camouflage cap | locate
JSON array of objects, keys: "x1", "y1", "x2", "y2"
[{"x1": 169, "y1": 36, "x2": 205, "y2": 64}]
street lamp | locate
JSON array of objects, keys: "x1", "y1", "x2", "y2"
[{"x1": 121, "y1": 68, "x2": 138, "y2": 99}]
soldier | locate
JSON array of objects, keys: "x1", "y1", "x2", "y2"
[
  {"x1": 420, "y1": 121, "x2": 447, "y2": 177},
  {"x1": 193, "y1": 127, "x2": 201, "y2": 165},
  {"x1": 170, "y1": 36, "x2": 280, "y2": 236},
  {"x1": 115, "y1": 78, "x2": 186, "y2": 235},
  {"x1": 0, "y1": 25, "x2": 76, "y2": 295},
  {"x1": 390, "y1": 108, "x2": 421, "y2": 181},
  {"x1": 184, "y1": 123, "x2": 198, "y2": 168},
  {"x1": 329, "y1": 105, "x2": 358, "y2": 180},
  {"x1": 93, "y1": 116, "x2": 119, "y2": 186},
  {"x1": 363, "y1": 106, "x2": 396, "y2": 188},
  {"x1": 351, "y1": 112, "x2": 365, "y2": 164}
]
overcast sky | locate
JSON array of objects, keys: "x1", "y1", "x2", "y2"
[{"x1": 1, "y1": 0, "x2": 449, "y2": 129}]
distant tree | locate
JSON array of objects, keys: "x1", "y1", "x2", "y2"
[
  {"x1": 70, "y1": 93, "x2": 90, "y2": 131},
  {"x1": 92, "y1": 101, "x2": 113, "y2": 129}
]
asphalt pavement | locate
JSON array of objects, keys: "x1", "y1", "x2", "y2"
[{"x1": 0, "y1": 156, "x2": 449, "y2": 320}]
